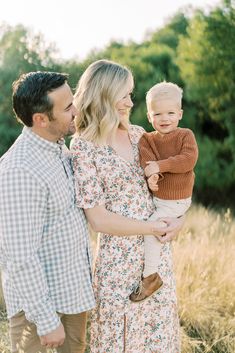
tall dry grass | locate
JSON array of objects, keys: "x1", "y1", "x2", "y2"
[
  {"x1": 0, "y1": 279, "x2": 9, "y2": 352},
  {"x1": 0, "y1": 204, "x2": 234, "y2": 352},
  {"x1": 175, "y1": 205, "x2": 235, "y2": 353}
]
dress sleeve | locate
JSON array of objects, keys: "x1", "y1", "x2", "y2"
[
  {"x1": 71, "y1": 138, "x2": 105, "y2": 209},
  {"x1": 130, "y1": 124, "x2": 145, "y2": 143}
]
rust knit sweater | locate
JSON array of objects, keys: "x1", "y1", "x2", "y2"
[{"x1": 139, "y1": 128, "x2": 198, "y2": 200}]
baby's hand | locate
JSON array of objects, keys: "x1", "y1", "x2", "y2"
[
  {"x1": 145, "y1": 161, "x2": 160, "y2": 177},
  {"x1": 147, "y1": 174, "x2": 159, "y2": 191}
]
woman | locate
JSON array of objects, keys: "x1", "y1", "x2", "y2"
[{"x1": 71, "y1": 60, "x2": 181, "y2": 352}]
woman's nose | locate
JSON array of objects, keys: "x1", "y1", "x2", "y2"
[
  {"x1": 126, "y1": 96, "x2": 133, "y2": 108},
  {"x1": 72, "y1": 104, "x2": 79, "y2": 115}
]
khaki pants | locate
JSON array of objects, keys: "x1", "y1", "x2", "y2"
[{"x1": 9, "y1": 311, "x2": 87, "y2": 353}]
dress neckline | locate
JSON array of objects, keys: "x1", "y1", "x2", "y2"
[{"x1": 107, "y1": 128, "x2": 136, "y2": 164}]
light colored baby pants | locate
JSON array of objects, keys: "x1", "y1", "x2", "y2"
[{"x1": 143, "y1": 197, "x2": 191, "y2": 278}]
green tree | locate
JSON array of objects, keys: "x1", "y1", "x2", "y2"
[
  {"x1": 0, "y1": 24, "x2": 60, "y2": 155},
  {"x1": 1, "y1": 3, "x2": 234, "y2": 208},
  {"x1": 90, "y1": 14, "x2": 188, "y2": 130},
  {"x1": 150, "y1": 11, "x2": 189, "y2": 50},
  {"x1": 177, "y1": 0, "x2": 235, "y2": 204}
]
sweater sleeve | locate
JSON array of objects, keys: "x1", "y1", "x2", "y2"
[
  {"x1": 157, "y1": 130, "x2": 198, "y2": 173},
  {"x1": 138, "y1": 134, "x2": 159, "y2": 169}
]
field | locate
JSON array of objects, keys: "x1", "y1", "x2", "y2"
[{"x1": 0, "y1": 204, "x2": 235, "y2": 352}]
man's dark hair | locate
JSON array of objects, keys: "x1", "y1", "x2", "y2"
[{"x1": 12, "y1": 71, "x2": 68, "y2": 127}]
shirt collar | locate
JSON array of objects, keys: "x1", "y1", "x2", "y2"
[{"x1": 22, "y1": 127, "x2": 65, "y2": 154}]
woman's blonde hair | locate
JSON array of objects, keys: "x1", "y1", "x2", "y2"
[{"x1": 74, "y1": 59, "x2": 133, "y2": 144}]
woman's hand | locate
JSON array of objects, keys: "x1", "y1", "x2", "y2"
[
  {"x1": 147, "y1": 174, "x2": 159, "y2": 191},
  {"x1": 154, "y1": 216, "x2": 185, "y2": 243}
]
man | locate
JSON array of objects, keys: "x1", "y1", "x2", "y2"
[{"x1": 0, "y1": 72, "x2": 95, "y2": 353}]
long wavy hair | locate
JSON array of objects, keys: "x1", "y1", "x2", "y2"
[{"x1": 74, "y1": 59, "x2": 133, "y2": 145}]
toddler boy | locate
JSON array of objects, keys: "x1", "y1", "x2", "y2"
[{"x1": 130, "y1": 81, "x2": 198, "y2": 302}]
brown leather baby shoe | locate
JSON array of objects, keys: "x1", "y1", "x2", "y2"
[{"x1": 129, "y1": 272, "x2": 163, "y2": 302}]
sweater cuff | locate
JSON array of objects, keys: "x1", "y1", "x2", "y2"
[{"x1": 157, "y1": 160, "x2": 171, "y2": 173}]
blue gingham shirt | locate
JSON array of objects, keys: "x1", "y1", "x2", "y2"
[{"x1": 0, "y1": 127, "x2": 95, "y2": 336}]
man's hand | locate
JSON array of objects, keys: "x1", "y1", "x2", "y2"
[
  {"x1": 144, "y1": 161, "x2": 160, "y2": 178},
  {"x1": 40, "y1": 323, "x2": 65, "y2": 349},
  {"x1": 147, "y1": 174, "x2": 159, "y2": 191}
]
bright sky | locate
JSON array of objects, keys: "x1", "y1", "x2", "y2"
[{"x1": 0, "y1": 0, "x2": 220, "y2": 60}]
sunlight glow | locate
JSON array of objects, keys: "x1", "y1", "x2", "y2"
[{"x1": 0, "y1": 0, "x2": 220, "y2": 59}]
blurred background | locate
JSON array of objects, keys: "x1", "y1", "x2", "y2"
[
  {"x1": 0, "y1": 0, "x2": 234, "y2": 352},
  {"x1": 0, "y1": 0, "x2": 234, "y2": 209}
]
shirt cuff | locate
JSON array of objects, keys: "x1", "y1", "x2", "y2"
[{"x1": 25, "y1": 296, "x2": 61, "y2": 336}]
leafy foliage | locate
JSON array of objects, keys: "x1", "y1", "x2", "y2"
[
  {"x1": 177, "y1": 0, "x2": 235, "y2": 205},
  {"x1": 0, "y1": 24, "x2": 61, "y2": 155},
  {"x1": 0, "y1": 1, "x2": 235, "y2": 207}
]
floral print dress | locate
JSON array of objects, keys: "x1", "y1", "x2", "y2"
[{"x1": 71, "y1": 125, "x2": 180, "y2": 353}]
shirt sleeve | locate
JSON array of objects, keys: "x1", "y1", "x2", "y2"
[
  {"x1": 0, "y1": 168, "x2": 60, "y2": 336},
  {"x1": 71, "y1": 138, "x2": 105, "y2": 209},
  {"x1": 157, "y1": 130, "x2": 199, "y2": 173},
  {"x1": 138, "y1": 133, "x2": 159, "y2": 169}
]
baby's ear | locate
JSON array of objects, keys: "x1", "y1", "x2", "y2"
[
  {"x1": 179, "y1": 109, "x2": 183, "y2": 120},
  {"x1": 147, "y1": 112, "x2": 151, "y2": 123}
]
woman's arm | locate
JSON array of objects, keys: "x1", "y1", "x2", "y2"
[{"x1": 84, "y1": 204, "x2": 184, "y2": 238}]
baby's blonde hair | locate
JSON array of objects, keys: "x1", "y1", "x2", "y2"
[
  {"x1": 74, "y1": 59, "x2": 133, "y2": 145},
  {"x1": 146, "y1": 81, "x2": 183, "y2": 110}
]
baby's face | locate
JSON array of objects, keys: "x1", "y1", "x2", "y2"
[{"x1": 148, "y1": 99, "x2": 183, "y2": 135}]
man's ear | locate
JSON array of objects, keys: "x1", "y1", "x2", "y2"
[{"x1": 32, "y1": 113, "x2": 49, "y2": 128}]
